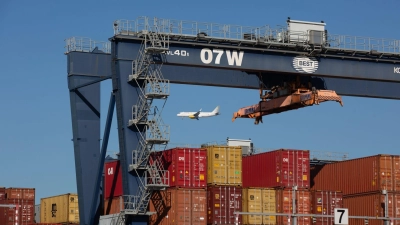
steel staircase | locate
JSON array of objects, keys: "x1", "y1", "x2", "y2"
[{"x1": 123, "y1": 17, "x2": 170, "y2": 218}]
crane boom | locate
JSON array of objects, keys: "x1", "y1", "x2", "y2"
[{"x1": 232, "y1": 89, "x2": 343, "y2": 124}]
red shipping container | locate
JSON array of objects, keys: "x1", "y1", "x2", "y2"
[
  {"x1": 343, "y1": 192, "x2": 400, "y2": 225},
  {"x1": 311, "y1": 155, "x2": 396, "y2": 195},
  {"x1": 6, "y1": 187, "x2": 35, "y2": 200},
  {"x1": 276, "y1": 189, "x2": 311, "y2": 225},
  {"x1": 207, "y1": 186, "x2": 242, "y2": 225},
  {"x1": 0, "y1": 199, "x2": 35, "y2": 225},
  {"x1": 242, "y1": 149, "x2": 310, "y2": 189},
  {"x1": 311, "y1": 191, "x2": 343, "y2": 225},
  {"x1": 149, "y1": 188, "x2": 207, "y2": 225},
  {"x1": 0, "y1": 187, "x2": 5, "y2": 200},
  {"x1": 104, "y1": 160, "x2": 123, "y2": 198},
  {"x1": 151, "y1": 148, "x2": 207, "y2": 188}
]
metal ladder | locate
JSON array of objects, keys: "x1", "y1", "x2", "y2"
[{"x1": 124, "y1": 17, "x2": 170, "y2": 217}]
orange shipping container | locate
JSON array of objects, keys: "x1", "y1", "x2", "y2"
[
  {"x1": 104, "y1": 196, "x2": 124, "y2": 215},
  {"x1": 343, "y1": 192, "x2": 400, "y2": 225},
  {"x1": 276, "y1": 189, "x2": 311, "y2": 225},
  {"x1": 311, "y1": 155, "x2": 396, "y2": 195},
  {"x1": 149, "y1": 188, "x2": 207, "y2": 225}
]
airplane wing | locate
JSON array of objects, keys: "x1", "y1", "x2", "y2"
[{"x1": 193, "y1": 109, "x2": 201, "y2": 117}]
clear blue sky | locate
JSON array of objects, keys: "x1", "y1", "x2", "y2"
[{"x1": 0, "y1": 0, "x2": 399, "y2": 204}]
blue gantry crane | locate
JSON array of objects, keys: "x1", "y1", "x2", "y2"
[{"x1": 65, "y1": 16, "x2": 400, "y2": 225}]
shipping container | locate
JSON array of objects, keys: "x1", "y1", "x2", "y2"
[
  {"x1": 242, "y1": 149, "x2": 310, "y2": 189},
  {"x1": 206, "y1": 145, "x2": 242, "y2": 185},
  {"x1": 207, "y1": 186, "x2": 242, "y2": 225},
  {"x1": 0, "y1": 187, "x2": 5, "y2": 200},
  {"x1": 40, "y1": 193, "x2": 79, "y2": 224},
  {"x1": 151, "y1": 148, "x2": 207, "y2": 188},
  {"x1": 6, "y1": 187, "x2": 35, "y2": 200},
  {"x1": 35, "y1": 204, "x2": 40, "y2": 223},
  {"x1": 104, "y1": 196, "x2": 124, "y2": 215},
  {"x1": 311, "y1": 155, "x2": 397, "y2": 195},
  {"x1": 149, "y1": 188, "x2": 207, "y2": 225},
  {"x1": 242, "y1": 188, "x2": 277, "y2": 225},
  {"x1": 0, "y1": 199, "x2": 35, "y2": 225},
  {"x1": 310, "y1": 191, "x2": 343, "y2": 225},
  {"x1": 343, "y1": 192, "x2": 400, "y2": 225},
  {"x1": 104, "y1": 160, "x2": 123, "y2": 198},
  {"x1": 276, "y1": 189, "x2": 311, "y2": 225}
]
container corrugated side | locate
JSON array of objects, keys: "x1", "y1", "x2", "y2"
[
  {"x1": 393, "y1": 155, "x2": 400, "y2": 192},
  {"x1": 310, "y1": 191, "x2": 343, "y2": 225},
  {"x1": 311, "y1": 154, "x2": 395, "y2": 195},
  {"x1": 5, "y1": 187, "x2": 35, "y2": 200},
  {"x1": 276, "y1": 189, "x2": 311, "y2": 225},
  {"x1": 104, "y1": 196, "x2": 124, "y2": 215},
  {"x1": 35, "y1": 204, "x2": 40, "y2": 223},
  {"x1": 262, "y1": 188, "x2": 277, "y2": 225},
  {"x1": 152, "y1": 148, "x2": 207, "y2": 188},
  {"x1": 343, "y1": 192, "x2": 400, "y2": 225},
  {"x1": 1, "y1": 199, "x2": 35, "y2": 225},
  {"x1": 0, "y1": 199, "x2": 5, "y2": 225},
  {"x1": 207, "y1": 186, "x2": 242, "y2": 225},
  {"x1": 242, "y1": 188, "x2": 263, "y2": 225},
  {"x1": 206, "y1": 145, "x2": 242, "y2": 186},
  {"x1": 0, "y1": 187, "x2": 5, "y2": 200},
  {"x1": 149, "y1": 188, "x2": 207, "y2": 225},
  {"x1": 40, "y1": 193, "x2": 79, "y2": 224},
  {"x1": 104, "y1": 160, "x2": 123, "y2": 198},
  {"x1": 243, "y1": 149, "x2": 310, "y2": 189}
]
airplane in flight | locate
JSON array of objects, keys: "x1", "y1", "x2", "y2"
[{"x1": 177, "y1": 106, "x2": 220, "y2": 120}]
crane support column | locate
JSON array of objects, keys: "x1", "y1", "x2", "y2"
[{"x1": 66, "y1": 37, "x2": 111, "y2": 225}]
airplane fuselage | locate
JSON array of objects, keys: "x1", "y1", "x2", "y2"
[{"x1": 177, "y1": 112, "x2": 217, "y2": 118}]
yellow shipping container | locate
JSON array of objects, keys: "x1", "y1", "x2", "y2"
[
  {"x1": 242, "y1": 188, "x2": 263, "y2": 225},
  {"x1": 206, "y1": 145, "x2": 242, "y2": 185},
  {"x1": 262, "y1": 189, "x2": 276, "y2": 225},
  {"x1": 40, "y1": 193, "x2": 79, "y2": 224},
  {"x1": 242, "y1": 188, "x2": 277, "y2": 225}
]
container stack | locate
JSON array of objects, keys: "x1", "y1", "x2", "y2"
[
  {"x1": 242, "y1": 149, "x2": 312, "y2": 225},
  {"x1": 205, "y1": 145, "x2": 243, "y2": 225},
  {"x1": 311, "y1": 154, "x2": 400, "y2": 225},
  {"x1": 0, "y1": 187, "x2": 35, "y2": 225},
  {"x1": 40, "y1": 193, "x2": 79, "y2": 224},
  {"x1": 103, "y1": 159, "x2": 124, "y2": 215},
  {"x1": 149, "y1": 147, "x2": 208, "y2": 225}
]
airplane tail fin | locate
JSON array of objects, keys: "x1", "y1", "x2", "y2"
[{"x1": 212, "y1": 106, "x2": 220, "y2": 114}]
